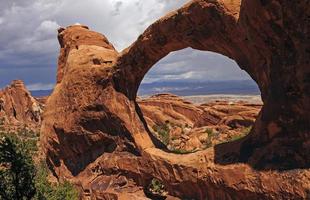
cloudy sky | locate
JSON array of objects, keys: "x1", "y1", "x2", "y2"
[{"x1": 0, "y1": 0, "x2": 252, "y2": 91}]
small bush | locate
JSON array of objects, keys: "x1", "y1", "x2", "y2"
[
  {"x1": 205, "y1": 128, "x2": 215, "y2": 137},
  {"x1": 229, "y1": 126, "x2": 252, "y2": 142},
  {"x1": 0, "y1": 132, "x2": 78, "y2": 200},
  {"x1": 230, "y1": 135, "x2": 241, "y2": 141},
  {"x1": 0, "y1": 131, "x2": 38, "y2": 156},
  {"x1": 25, "y1": 139, "x2": 38, "y2": 154},
  {"x1": 171, "y1": 148, "x2": 197, "y2": 154},
  {"x1": 17, "y1": 128, "x2": 39, "y2": 139},
  {"x1": 149, "y1": 178, "x2": 164, "y2": 193},
  {"x1": 153, "y1": 124, "x2": 170, "y2": 145},
  {"x1": 0, "y1": 135, "x2": 36, "y2": 200},
  {"x1": 34, "y1": 161, "x2": 79, "y2": 200},
  {"x1": 146, "y1": 178, "x2": 167, "y2": 199},
  {"x1": 242, "y1": 126, "x2": 252, "y2": 135}
]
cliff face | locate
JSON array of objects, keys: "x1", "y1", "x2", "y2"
[
  {"x1": 0, "y1": 80, "x2": 42, "y2": 132},
  {"x1": 40, "y1": 0, "x2": 310, "y2": 199}
]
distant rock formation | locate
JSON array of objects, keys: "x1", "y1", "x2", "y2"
[
  {"x1": 138, "y1": 94, "x2": 203, "y2": 129},
  {"x1": 40, "y1": 0, "x2": 310, "y2": 199},
  {"x1": 0, "y1": 80, "x2": 42, "y2": 132},
  {"x1": 139, "y1": 93, "x2": 261, "y2": 151}
]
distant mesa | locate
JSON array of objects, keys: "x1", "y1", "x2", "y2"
[
  {"x1": 30, "y1": 89, "x2": 53, "y2": 97},
  {"x1": 138, "y1": 80, "x2": 261, "y2": 96}
]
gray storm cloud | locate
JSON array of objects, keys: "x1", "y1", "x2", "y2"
[{"x1": 0, "y1": 0, "x2": 251, "y2": 90}]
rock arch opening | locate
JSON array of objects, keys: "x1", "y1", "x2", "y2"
[
  {"x1": 138, "y1": 48, "x2": 259, "y2": 96},
  {"x1": 136, "y1": 47, "x2": 262, "y2": 154},
  {"x1": 112, "y1": 0, "x2": 309, "y2": 170},
  {"x1": 41, "y1": 1, "x2": 309, "y2": 198}
]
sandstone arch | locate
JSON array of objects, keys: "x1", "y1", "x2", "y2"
[
  {"x1": 40, "y1": 0, "x2": 310, "y2": 199},
  {"x1": 115, "y1": 0, "x2": 248, "y2": 100},
  {"x1": 113, "y1": 0, "x2": 310, "y2": 169}
]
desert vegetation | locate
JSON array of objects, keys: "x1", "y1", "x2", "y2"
[
  {"x1": 0, "y1": 132, "x2": 78, "y2": 200},
  {"x1": 146, "y1": 178, "x2": 167, "y2": 199},
  {"x1": 152, "y1": 123, "x2": 170, "y2": 146},
  {"x1": 152, "y1": 120, "x2": 252, "y2": 154}
]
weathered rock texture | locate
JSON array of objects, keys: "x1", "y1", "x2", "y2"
[
  {"x1": 138, "y1": 94, "x2": 203, "y2": 129},
  {"x1": 139, "y1": 93, "x2": 261, "y2": 151},
  {"x1": 41, "y1": 0, "x2": 310, "y2": 199},
  {"x1": 0, "y1": 80, "x2": 42, "y2": 131}
]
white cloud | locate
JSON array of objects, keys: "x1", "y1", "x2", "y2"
[
  {"x1": 26, "y1": 83, "x2": 55, "y2": 91},
  {"x1": 36, "y1": 20, "x2": 60, "y2": 36},
  {"x1": 143, "y1": 48, "x2": 252, "y2": 84},
  {"x1": 153, "y1": 86, "x2": 190, "y2": 92}
]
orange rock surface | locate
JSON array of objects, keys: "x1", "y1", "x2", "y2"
[
  {"x1": 139, "y1": 93, "x2": 261, "y2": 151},
  {"x1": 138, "y1": 94, "x2": 203, "y2": 128},
  {"x1": 0, "y1": 80, "x2": 42, "y2": 132},
  {"x1": 40, "y1": 0, "x2": 310, "y2": 199}
]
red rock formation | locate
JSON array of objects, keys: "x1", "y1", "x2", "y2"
[
  {"x1": 138, "y1": 94, "x2": 203, "y2": 128},
  {"x1": 40, "y1": 0, "x2": 310, "y2": 199},
  {"x1": 138, "y1": 94, "x2": 261, "y2": 151},
  {"x1": 0, "y1": 80, "x2": 42, "y2": 131},
  {"x1": 41, "y1": 25, "x2": 150, "y2": 178},
  {"x1": 115, "y1": 0, "x2": 310, "y2": 170}
]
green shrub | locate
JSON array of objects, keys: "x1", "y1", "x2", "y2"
[
  {"x1": 34, "y1": 161, "x2": 79, "y2": 200},
  {"x1": 147, "y1": 178, "x2": 165, "y2": 195},
  {"x1": 242, "y1": 126, "x2": 252, "y2": 135},
  {"x1": 0, "y1": 129, "x2": 39, "y2": 156},
  {"x1": 205, "y1": 128, "x2": 215, "y2": 137},
  {"x1": 229, "y1": 126, "x2": 252, "y2": 142},
  {"x1": 0, "y1": 135, "x2": 36, "y2": 200},
  {"x1": 153, "y1": 124, "x2": 170, "y2": 145},
  {"x1": 0, "y1": 133, "x2": 78, "y2": 200},
  {"x1": 171, "y1": 148, "x2": 197, "y2": 154},
  {"x1": 17, "y1": 128, "x2": 39, "y2": 139},
  {"x1": 54, "y1": 181, "x2": 79, "y2": 200},
  {"x1": 25, "y1": 139, "x2": 38, "y2": 154}
]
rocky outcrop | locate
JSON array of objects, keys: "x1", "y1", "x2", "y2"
[
  {"x1": 139, "y1": 94, "x2": 261, "y2": 152},
  {"x1": 114, "y1": 0, "x2": 310, "y2": 170},
  {"x1": 40, "y1": 0, "x2": 310, "y2": 199},
  {"x1": 0, "y1": 80, "x2": 42, "y2": 132},
  {"x1": 138, "y1": 94, "x2": 203, "y2": 129}
]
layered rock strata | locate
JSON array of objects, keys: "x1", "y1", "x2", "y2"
[{"x1": 139, "y1": 94, "x2": 261, "y2": 151}]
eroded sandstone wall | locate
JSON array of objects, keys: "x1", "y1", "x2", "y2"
[
  {"x1": 113, "y1": 0, "x2": 310, "y2": 169},
  {"x1": 40, "y1": 0, "x2": 310, "y2": 199}
]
